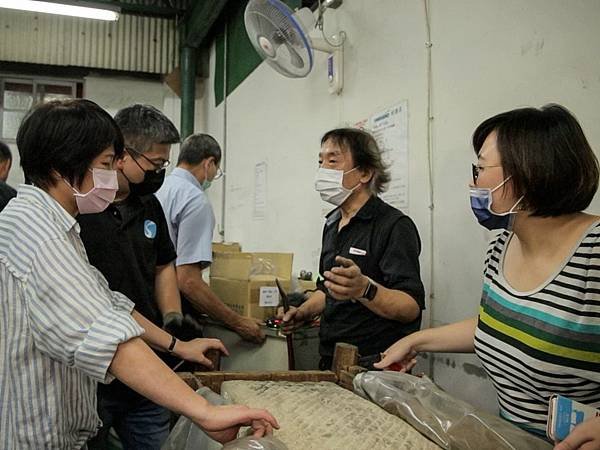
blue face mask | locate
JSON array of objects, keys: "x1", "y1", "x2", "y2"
[{"x1": 470, "y1": 177, "x2": 523, "y2": 230}]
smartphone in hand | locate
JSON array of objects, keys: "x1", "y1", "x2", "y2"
[{"x1": 547, "y1": 394, "x2": 600, "y2": 441}]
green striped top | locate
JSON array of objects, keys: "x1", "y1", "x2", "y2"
[{"x1": 474, "y1": 224, "x2": 600, "y2": 436}]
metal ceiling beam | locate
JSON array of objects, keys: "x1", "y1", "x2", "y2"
[
  {"x1": 179, "y1": 0, "x2": 228, "y2": 139},
  {"x1": 182, "y1": 0, "x2": 228, "y2": 48}
]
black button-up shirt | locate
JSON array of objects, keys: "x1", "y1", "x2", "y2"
[
  {"x1": 317, "y1": 195, "x2": 425, "y2": 359},
  {"x1": 0, "y1": 181, "x2": 16, "y2": 212}
]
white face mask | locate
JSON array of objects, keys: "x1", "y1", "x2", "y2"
[{"x1": 314, "y1": 167, "x2": 360, "y2": 206}]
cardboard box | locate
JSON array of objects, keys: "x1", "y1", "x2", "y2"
[
  {"x1": 210, "y1": 251, "x2": 293, "y2": 320},
  {"x1": 212, "y1": 242, "x2": 242, "y2": 254},
  {"x1": 210, "y1": 276, "x2": 292, "y2": 321},
  {"x1": 211, "y1": 252, "x2": 293, "y2": 280}
]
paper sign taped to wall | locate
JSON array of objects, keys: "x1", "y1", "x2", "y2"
[
  {"x1": 253, "y1": 162, "x2": 267, "y2": 220},
  {"x1": 259, "y1": 286, "x2": 280, "y2": 307},
  {"x1": 354, "y1": 100, "x2": 409, "y2": 212}
]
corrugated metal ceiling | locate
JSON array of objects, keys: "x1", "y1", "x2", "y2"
[{"x1": 0, "y1": 1, "x2": 187, "y2": 74}]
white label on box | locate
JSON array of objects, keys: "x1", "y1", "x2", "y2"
[{"x1": 259, "y1": 286, "x2": 280, "y2": 307}]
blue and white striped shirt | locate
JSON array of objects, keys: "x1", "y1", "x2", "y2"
[{"x1": 0, "y1": 185, "x2": 144, "y2": 449}]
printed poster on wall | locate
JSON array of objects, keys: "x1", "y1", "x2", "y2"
[
  {"x1": 355, "y1": 101, "x2": 409, "y2": 211},
  {"x1": 253, "y1": 161, "x2": 267, "y2": 219}
]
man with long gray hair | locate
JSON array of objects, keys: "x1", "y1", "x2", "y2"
[
  {"x1": 280, "y1": 128, "x2": 425, "y2": 370},
  {"x1": 156, "y1": 133, "x2": 266, "y2": 344}
]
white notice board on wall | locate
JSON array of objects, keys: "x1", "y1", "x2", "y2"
[{"x1": 355, "y1": 101, "x2": 409, "y2": 211}]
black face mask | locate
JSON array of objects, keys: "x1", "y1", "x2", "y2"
[{"x1": 128, "y1": 169, "x2": 165, "y2": 197}]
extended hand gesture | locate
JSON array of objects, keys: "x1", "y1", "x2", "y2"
[
  {"x1": 323, "y1": 256, "x2": 369, "y2": 301},
  {"x1": 373, "y1": 338, "x2": 418, "y2": 372}
]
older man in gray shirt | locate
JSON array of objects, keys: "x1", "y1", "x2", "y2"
[{"x1": 156, "y1": 134, "x2": 265, "y2": 343}]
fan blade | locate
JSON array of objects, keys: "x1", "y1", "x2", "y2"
[
  {"x1": 245, "y1": 0, "x2": 313, "y2": 78},
  {"x1": 282, "y1": 40, "x2": 304, "y2": 69}
]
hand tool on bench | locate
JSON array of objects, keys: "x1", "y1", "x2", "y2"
[{"x1": 276, "y1": 278, "x2": 296, "y2": 370}]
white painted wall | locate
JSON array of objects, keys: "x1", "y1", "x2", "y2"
[
  {"x1": 195, "y1": 0, "x2": 600, "y2": 413},
  {"x1": 85, "y1": 75, "x2": 171, "y2": 118}
]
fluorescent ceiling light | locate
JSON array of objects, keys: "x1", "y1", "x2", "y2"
[{"x1": 0, "y1": 0, "x2": 120, "y2": 21}]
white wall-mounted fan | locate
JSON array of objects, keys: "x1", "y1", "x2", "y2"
[{"x1": 244, "y1": 0, "x2": 346, "y2": 95}]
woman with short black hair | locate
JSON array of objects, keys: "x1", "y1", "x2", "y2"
[
  {"x1": 471, "y1": 103, "x2": 599, "y2": 217},
  {"x1": 377, "y1": 104, "x2": 600, "y2": 449},
  {"x1": 0, "y1": 99, "x2": 277, "y2": 449}
]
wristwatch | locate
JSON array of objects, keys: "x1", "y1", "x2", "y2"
[
  {"x1": 167, "y1": 335, "x2": 177, "y2": 354},
  {"x1": 359, "y1": 278, "x2": 378, "y2": 302}
]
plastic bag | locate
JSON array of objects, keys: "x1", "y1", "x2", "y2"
[
  {"x1": 353, "y1": 371, "x2": 552, "y2": 450},
  {"x1": 162, "y1": 387, "x2": 288, "y2": 450},
  {"x1": 162, "y1": 387, "x2": 226, "y2": 450}
]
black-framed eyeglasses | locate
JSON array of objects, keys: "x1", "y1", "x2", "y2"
[
  {"x1": 126, "y1": 146, "x2": 170, "y2": 173},
  {"x1": 471, "y1": 163, "x2": 501, "y2": 184},
  {"x1": 213, "y1": 167, "x2": 224, "y2": 180}
]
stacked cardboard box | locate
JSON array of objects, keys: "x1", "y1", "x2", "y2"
[
  {"x1": 210, "y1": 250, "x2": 293, "y2": 321},
  {"x1": 212, "y1": 242, "x2": 242, "y2": 254}
]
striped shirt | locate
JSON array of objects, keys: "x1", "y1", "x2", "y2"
[
  {"x1": 474, "y1": 223, "x2": 600, "y2": 436},
  {"x1": 0, "y1": 185, "x2": 144, "y2": 449}
]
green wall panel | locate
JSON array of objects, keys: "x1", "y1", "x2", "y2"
[{"x1": 214, "y1": 0, "x2": 302, "y2": 106}]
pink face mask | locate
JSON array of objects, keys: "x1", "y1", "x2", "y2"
[{"x1": 65, "y1": 168, "x2": 119, "y2": 214}]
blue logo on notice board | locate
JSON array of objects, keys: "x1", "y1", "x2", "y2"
[{"x1": 144, "y1": 220, "x2": 157, "y2": 239}]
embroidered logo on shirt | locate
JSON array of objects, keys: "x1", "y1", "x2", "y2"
[
  {"x1": 349, "y1": 247, "x2": 367, "y2": 256},
  {"x1": 144, "y1": 220, "x2": 157, "y2": 239}
]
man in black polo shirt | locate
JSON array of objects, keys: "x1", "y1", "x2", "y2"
[
  {"x1": 79, "y1": 105, "x2": 225, "y2": 450},
  {"x1": 281, "y1": 128, "x2": 425, "y2": 370}
]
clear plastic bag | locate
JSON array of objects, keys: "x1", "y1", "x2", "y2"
[
  {"x1": 162, "y1": 387, "x2": 226, "y2": 450},
  {"x1": 353, "y1": 371, "x2": 552, "y2": 450},
  {"x1": 162, "y1": 387, "x2": 288, "y2": 450}
]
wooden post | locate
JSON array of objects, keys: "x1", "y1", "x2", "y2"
[
  {"x1": 332, "y1": 343, "x2": 361, "y2": 390},
  {"x1": 332, "y1": 343, "x2": 359, "y2": 380},
  {"x1": 178, "y1": 372, "x2": 200, "y2": 390},
  {"x1": 185, "y1": 370, "x2": 338, "y2": 394},
  {"x1": 205, "y1": 348, "x2": 221, "y2": 371}
]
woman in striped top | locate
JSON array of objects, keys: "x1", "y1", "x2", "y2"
[
  {"x1": 376, "y1": 104, "x2": 600, "y2": 450},
  {"x1": 0, "y1": 99, "x2": 278, "y2": 449}
]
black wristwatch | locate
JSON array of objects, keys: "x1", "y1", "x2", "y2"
[
  {"x1": 360, "y1": 278, "x2": 378, "y2": 302},
  {"x1": 167, "y1": 335, "x2": 177, "y2": 354}
]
